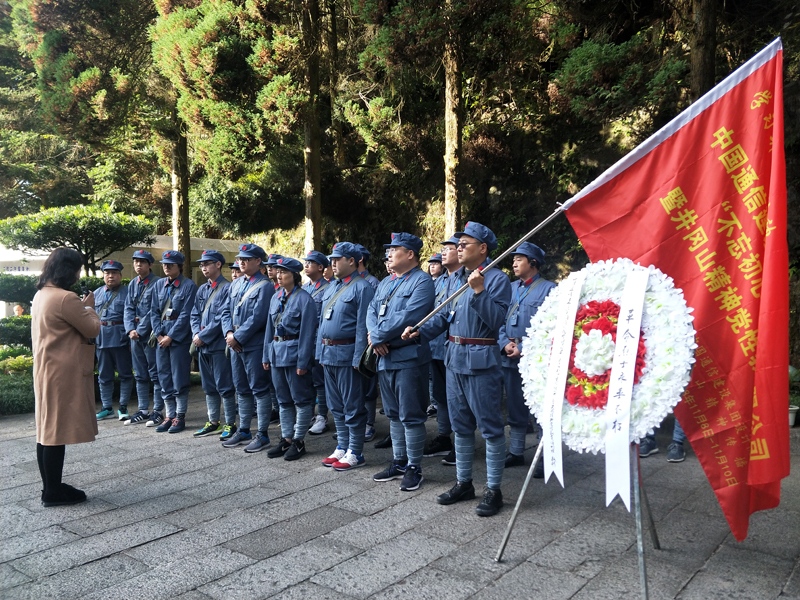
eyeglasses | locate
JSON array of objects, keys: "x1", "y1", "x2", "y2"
[
  {"x1": 456, "y1": 241, "x2": 480, "y2": 249},
  {"x1": 238, "y1": 257, "x2": 259, "y2": 263}
]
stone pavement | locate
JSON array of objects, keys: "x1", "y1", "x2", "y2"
[{"x1": 1, "y1": 387, "x2": 799, "y2": 600}]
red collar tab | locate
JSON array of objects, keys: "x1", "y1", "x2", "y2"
[
  {"x1": 523, "y1": 277, "x2": 534, "y2": 286},
  {"x1": 210, "y1": 280, "x2": 218, "y2": 289}
]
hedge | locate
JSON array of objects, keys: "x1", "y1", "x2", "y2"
[
  {"x1": 0, "y1": 372, "x2": 35, "y2": 415},
  {"x1": 0, "y1": 274, "x2": 37, "y2": 305},
  {"x1": 0, "y1": 316, "x2": 32, "y2": 348}
]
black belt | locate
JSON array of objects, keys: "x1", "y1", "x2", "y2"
[
  {"x1": 101, "y1": 321, "x2": 124, "y2": 326},
  {"x1": 448, "y1": 335, "x2": 497, "y2": 346},
  {"x1": 274, "y1": 335, "x2": 299, "y2": 342},
  {"x1": 321, "y1": 338, "x2": 355, "y2": 346}
]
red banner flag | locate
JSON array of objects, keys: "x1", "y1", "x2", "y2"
[{"x1": 564, "y1": 38, "x2": 789, "y2": 541}]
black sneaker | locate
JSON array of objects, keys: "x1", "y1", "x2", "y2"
[
  {"x1": 124, "y1": 410, "x2": 149, "y2": 425},
  {"x1": 475, "y1": 487, "x2": 503, "y2": 517},
  {"x1": 399, "y1": 465, "x2": 423, "y2": 491},
  {"x1": 423, "y1": 435, "x2": 453, "y2": 457},
  {"x1": 436, "y1": 480, "x2": 475, "y2": 505},
  {"x1": 374, "y1": 434, "x2": 392, "y2": 449},
  {"x1": 441, "y1": 449, "x2": 456, "y2": 465},
  {"x1": 372, "y1": 459, "x2": 407, "y2": 482},
  {"x1": 284, "y1": 439, "x2": 306, "y2": 461},
  {"x1": 504, "y1": 452, "x2": 525, "y2": 468},
  {"x1": 267, "y1": 438, "x2": 292, "y2": 458},
  {"x1": 426, "y1": 404, "x2": 437, "y2": 419}
]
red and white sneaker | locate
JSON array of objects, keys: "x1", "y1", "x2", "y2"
[
  {"x1": 322, "y1": 447, "x2": 346, "y2": 467},
  {"x1": 332, "y1": 450, "x2": 365, "y2": 471}
]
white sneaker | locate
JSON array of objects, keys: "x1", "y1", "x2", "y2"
[
  {"x1": 308, "y1": 414, "x2": 328, "y2": 435},
  {"x1": 322, "y1": 446, "x2": 346, "y2": 467}
]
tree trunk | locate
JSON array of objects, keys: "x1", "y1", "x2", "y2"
[
  {"x1": 443, "y1": 0, "x2": 462, "y2": 235},
  {"x1": 690, "y1": 0, "x2": 716, "y2": 101},
  {"x1": 303, "y1": 0, "x2": 322, "y2": 254},
  {"x1": 171, "y1": 127, "x2": 191, "y2": 277},
  {"x1": 327, "y1": 0, "x2": 345, "y2": 168}
]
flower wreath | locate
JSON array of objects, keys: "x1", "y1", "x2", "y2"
[{"x1": 519, "y1": 258, "x2": 696, "y2": 454}]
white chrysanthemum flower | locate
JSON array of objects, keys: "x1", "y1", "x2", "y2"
[{"x1": 573, "y1": 329, "x2": 615, "y2": 376}]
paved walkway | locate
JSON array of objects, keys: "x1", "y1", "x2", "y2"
[{"x1": 2, "y1": 388, "x2": 799, "y2": 600}]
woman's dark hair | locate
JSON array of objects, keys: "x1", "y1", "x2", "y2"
[
  {"x1": 277, "y1": 268, "x2": 302, "y2": 288},
  {"x1": 37, "y1": 248, "x2": 83, "y2": 290}
]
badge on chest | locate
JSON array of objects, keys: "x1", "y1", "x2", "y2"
[
  {"x1": 379, "y1": 304, "x2": 387, "y2": 317},
  {"x1": 324, "y1": 307, "x2": 333, "y2": 320},
  {"x1": 510, "y1": 313, "x2": 518, "y2": 326},
  {"x1": 165, "y1": 308, "x2": 174, "y2": 318}
]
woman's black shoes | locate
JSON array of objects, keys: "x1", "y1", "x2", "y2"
[{"x1": 42, "y1": 483, "x2": 87, "y2": 507}]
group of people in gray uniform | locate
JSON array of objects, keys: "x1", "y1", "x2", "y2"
[{"x1": 91, "y1": 221, "x2": 555, "y2": 516}]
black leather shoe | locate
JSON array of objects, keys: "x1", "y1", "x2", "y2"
[
  {"x1": 475, "y1": 487, "x2": 503, "y2": 517},
  {"x1": 436, "y1": 480, "x2": 475, "y2": 505},
  {"x1": 533, "y1": 459, "x2": 544, "y2": 479},
  {"x1": 269, "y1": 409, "x2": 280, "y2": 423},
  {"x1": 504, "y1": 452, "x2": 525, "y2": 468},
  {"x1": 374, "y1": 434, "x2": 392, "y2": 449}
]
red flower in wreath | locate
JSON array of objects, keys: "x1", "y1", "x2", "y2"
[{"x1": 565, "y1": 300, "x2": 647, "y2": 410}]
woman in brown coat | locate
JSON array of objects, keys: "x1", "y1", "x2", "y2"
[{"x1": 31, "y1": 248, "x2": 101, "y2": 506}]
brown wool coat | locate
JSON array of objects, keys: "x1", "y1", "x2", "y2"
[{"x1": 32, "y1": 284, "x2": 101, "y2": 445}]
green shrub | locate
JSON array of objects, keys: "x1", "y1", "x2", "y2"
[
  {"x1": 71, "y1": 276, "x2": 104, "y2": 295},
  {"x1": 0, "y1": 274, "x2": 38, "y2": 304},
  {"x1": 0, "y1": 372, "x2": 35, "y2": 415},
  {"x1": 0, "y1": 316, "x2": 32, "y2": 348},
  {"x1": 0, "y1": 344, "x2": 30, "y2": 361},
  {"x1": 0, "y1": 355, "x2": 33, "y2": 374}
]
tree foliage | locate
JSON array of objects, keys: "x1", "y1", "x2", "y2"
[
  {"x1": 0, "y1": 204, "x2": 155, "y2": 273},
  {"x1": 0, "y1": 273, "x2": 37, "y2": 304},
  {"x1": 0, "y1": 2, "x2": 94, "y2": 218},
  {"x1": 2, "y1": 0, "x2": 797, "y2": 272}
]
